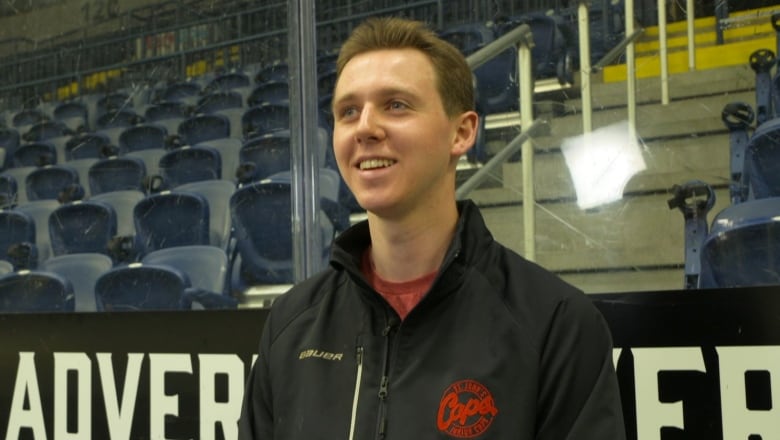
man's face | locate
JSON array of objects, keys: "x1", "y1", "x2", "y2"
[{"x1": 332, "y1": 48, "x2": 469, "y2": 219}]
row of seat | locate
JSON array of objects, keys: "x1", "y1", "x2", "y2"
[{"x1": 673, "y1": 47, "x2": 780, "y2": 289}]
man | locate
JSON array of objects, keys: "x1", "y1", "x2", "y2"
[{"x1": 239, "y1": 16, "x2": 625, "y2": 439}]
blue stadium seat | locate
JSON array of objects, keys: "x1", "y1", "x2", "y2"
[
  {"x1": 247, "y1": 81, "x2": 289, "y2": 107},
  {"x1": 0, "y1": 270, "x2": 74, "y2": 312},
  {"x1": 0, "y1": 210, "x2": 35, "y2": 263},
  {"x1": 96, "y1": 92, "x2": 133, "y2": 118},
  {"x1": 254, "y1": 62, "x2": 288, "y2": 84},
  {"x1": 744, "y1": 116, "x2": 780, "y2": 199},
  {"x1": 25, "y1": 165, "x2": 80, "y2": 201},
  {"x1": 242, "y1": 103, "x2": 290, "y2": 138},
  {"x1": 239, "y1": 132, "x2": 291, "y2": 180},
  {"x1": 700, "y1": 197, "x2": 780, "y2": 288},
  {"x1": 178, "y1": 114, "x2": 232, "y2": 145},
  {"x1": 95, "y1": 263, "x2": 189, "y2": 311},
  {"x1": 12, "y1": 109, "x2": 48, "y2": 135},
  {"x1": 160, "y1": 82, "x2": 202, "y2": 107},
  {"x1": 142, "y1": 245, "x2": 229, "y2": 295},
  {"x1": 144, "y1": 101, "x2": 189, "y2": 135},
  {"x1": 23, "y1": 120, "x2": 69, "y2": 143},
  {"x1": 0, "y1": 174, "x2": 18, "y2": 208},
  {"x1": 53, "y1": 101, "x2": 89, "y2": 134},
  {"x1": 65, "y1": 132, "x2": 113, "y2": 160},
  {"x1": 14, "y1": 199, "x2": 60, "y2": 264},
  {"x1": 0, "y1": 127, "x2": 21, "y2": 168},
  {"x1": 196, "y1": 91, "x2": 244, "y2": 114},
  {"x1": 133, "y1": 191, "x2": 210, "y2": 255},
  {"x1": 205, "y1": 72, "x2": 251, "y2": 94},
  {"x1": 440, "y1": 22, "x2": 518, "y2": 114},
  {"x1": 42, "y1": 253, "x2": 113, "y2": 312},
  {"x1": 230, "y1": 180, "x2": 332, "y2": 286},
  {"x1": 88, "y1": 157, "x2": 147, "y2": 195},
  {"x1": 90, "y1": 190, "x2": 145, "y2": 238},
  {"x1": 159, "y1": 146, "x2": 221, "y2": 188},
  {"x1": 49, "y1": 200, "x2": 117, "y2": 256},
  {"x1": 118, "y1": 123, "x2": 167, "y2": 153},
  {"x1": 176, "y1": 180, "x2": 235, "y2": 249},
  {"x1": 65, "y1": 158, "x2": 99, "y2": 198},
  {"x1": 1, "y1": 167, "x2": 36, "y2": 204},
  {"x1": 13, "y1": 141, "x2": 57, "y2": 167}
]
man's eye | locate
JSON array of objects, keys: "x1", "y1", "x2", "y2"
[
  {"x1": 389, "y1": 101, "x2": 407, "y2": 110},
  {"x1": 340, "y1": 107, "x2": 358, "y2": 118}
]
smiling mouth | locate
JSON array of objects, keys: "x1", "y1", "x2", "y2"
[{"x1": 359, "y1": 159, "x2": 396, "y2": 170}]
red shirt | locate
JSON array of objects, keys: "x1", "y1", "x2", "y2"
[{"x1": 361, "y1": 249, "x2": 437, "y2": 320}]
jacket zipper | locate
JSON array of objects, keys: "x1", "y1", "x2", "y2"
[
  {"x1": 376, "y1": 320, "x2": 397, "y2": 439},
  {"x1": 349, "y1": 345, "x2": 364, "y2": 440}
]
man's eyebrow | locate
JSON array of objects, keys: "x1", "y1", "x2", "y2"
[{"x1": 333, "y1": 87, "x2": 418, "y2": 108}]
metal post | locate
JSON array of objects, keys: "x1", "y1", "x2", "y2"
[
  {"x1": 658, "y1": 0, "x2": 670, "y2": 105},
  {"x1": 519, "y1": 42, "x2": 536, "y2": 261},
  {"x1": 578, "y1": 1, "x2": 593, "y2": 133},
  {"x1": 626, "y1": 0, "x2": 637, "y2": 141},
  {"x1": 686, "y1": 0, "x2": 695, "y2": 71},
  {"x1": 288, "y1": 0, "x2": 323, "y2": 282}
]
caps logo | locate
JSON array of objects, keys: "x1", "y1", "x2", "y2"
[{"x1": 436, "y1": 379, "x2": 498, "y2": 438}]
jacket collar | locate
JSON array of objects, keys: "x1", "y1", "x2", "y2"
[{"x1": 330, "y1": 199, "x2": 494, "y2": 281}]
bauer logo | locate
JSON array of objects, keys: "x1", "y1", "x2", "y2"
[{"x1": 436, "y1": 379, "x2": 498, "y2": 438}]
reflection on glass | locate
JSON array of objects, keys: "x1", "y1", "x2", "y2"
[{"x1": 0, "y1": 0, "x2": 779, "y2": 312}]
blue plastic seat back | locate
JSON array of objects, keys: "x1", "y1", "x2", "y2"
[
  {"x1": 0, "y1": 174, "x2": 18, "y2": 208},
  {"x1": 118, "y1": 124, "x2": 167, "y2": 152},
  {"x1": 701, "y1": 198, "x2": 780, "y2": 288},
  {"x1": 65, "y1": 132, "x2": 112, "y2": 160},
  {"x1": 254, "y1": 62, "x2": 289, "y2": 84},
  {"x1": 247, "y1": 81, "x2": 290, "y2": 107},
  {"x1": 239, "y1": 132, "x2": 291, "y2": 181},
  {"x1": 178, "y1": 114, "x2": 232, "y2": 146},
  {"x1": 53, "y1": 101, "x2": 88, "y2": 124},
  {"x1": 159, "y1": 146, "x2": 222, "y2": 187},
  {"x1": 95, "y1": 263, "x2": 189, "y2": 311},
  {"x1": 142, "y1": 245, "x2": 228, "y2": 295},
  {"x1": 133, "y1": 191, "x2": 210, "y2": 255},
  {"x1": 196, "y1": 91, "x2": 244, "y2": 114},
  {"x1": 0, "y1": 210, "x2": 35, "y2": 261},
  {"x1": 49, "y1": 201, "x2": 117, "y2": 256},
  {"x1": 25, "y1": 165, "x2": 79, "y2": 201},
  {"x1": 88, "y1": 157, "x2": 147, "y2": 195},
  {"x1": 0, "y1": 127, "x2": 21, "y2": 167},
  {"x1": 24, "y1": 121, "x2": 70, "y2": 143},
  {"x1": 13, "y1": 141, "x2": 57, "y2": 167},
  {"x1": 176, "y1": 180, "x2": 235, "y2": 249},
  {"x1": 161, "y1": 82, "x2": 202, "y2": 105},
  {"x1": 230, "y1": 181, "x2": 293, "y2": 283},
  {"x1": 96, "y1": 109, "x2": 141, "y2": 130},
  {"x1": 440, "y1": 22, "x2": 517, "y2": 114},
  {"x1": 0, "y1": 270, "x2": 74, "y2": 312},
  {"x1": 97, "y1": 92, "x2": 132, "y2": 116},
  {"x1": 12, "y1": 109, "x2": 48, "y2": 129},
  {"x1": 42, "y1": 253, "x2": 113, "y2": 312},
  {"x1": 145, "y1": 102, "x2": 189, "y2": 122},
  {"x1": 206, "y1": 72, "x2": 251, "y2": 93},
  {"x1": 90, "y1": 190, "x2": 145, "y2": 237},
  {"x1": 242, "y1": 103, "x2": 290, "y2": 138},
  {"x1": 745, "y1": 117, "x2": 780, "y2": 199}
]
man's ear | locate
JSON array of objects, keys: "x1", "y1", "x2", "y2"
[{"x1": 450, "y1": 110, "x2": 479, "y2": 158}]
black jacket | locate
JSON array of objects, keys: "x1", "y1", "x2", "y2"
[{"x1": 239, "y1": 200, "x2": 626, "y2": 439}]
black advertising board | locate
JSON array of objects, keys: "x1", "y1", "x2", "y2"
[{"x1": 2, "y1": 287, "x2": 780, "y2": 439}]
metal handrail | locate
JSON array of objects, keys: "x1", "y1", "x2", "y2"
[
  {"x1": 465, "y1": 23, "x2": 533, "y2": 69},
  {"x1": 591, "y1": 28, "x2": 645, "y2": 71},
  {"x1": 455, "y1": 118, "x2": 547, "y2": 199}
]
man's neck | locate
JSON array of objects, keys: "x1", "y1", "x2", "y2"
[{"x1": 366, "y1": 200, "x2": 459, "y2": 283}]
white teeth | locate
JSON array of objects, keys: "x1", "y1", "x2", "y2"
[{"x1": 359, "y1": 159, "x2": 396, "y2": 170}]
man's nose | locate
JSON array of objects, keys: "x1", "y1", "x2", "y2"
[{"x1": 356, "y1": 106, "x2": 383, "y2": 143}]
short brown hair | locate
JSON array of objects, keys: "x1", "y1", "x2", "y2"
[{"x1": 335, "y1": 16, "x2": 474, "y2": 117}]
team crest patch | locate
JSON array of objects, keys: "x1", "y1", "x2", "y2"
[{"x1": 436, "y1": 379, "x2": 498, "y2": 438}]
